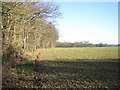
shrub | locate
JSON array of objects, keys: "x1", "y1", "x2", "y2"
[{"x1": 15, "y1": 63, "x2": 33, "y2": 75}]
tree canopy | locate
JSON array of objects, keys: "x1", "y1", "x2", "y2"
[{"x1": 1, "y1": 2, "x2": 61, "y2": 62}]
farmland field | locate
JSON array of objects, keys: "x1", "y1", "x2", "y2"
[{"x1": 31, "y1": 47, "x2": 119, "y2": 88}]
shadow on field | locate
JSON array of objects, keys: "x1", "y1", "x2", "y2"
[{"x1": 35, "y1": 59, "x2": 119, "y2": 88}]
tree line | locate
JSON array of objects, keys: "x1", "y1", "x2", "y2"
[
  {"x1": 1, "y1": 2, "x2": 61, "y2": 63},
  {"x1": 56, "y1": 41, "x2": 111, "y2": 47}
]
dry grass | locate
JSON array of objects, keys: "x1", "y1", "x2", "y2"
[
  {"x1": 31, "y1": 47, "x2": 119, "y2": 88},
  {"x1": 3, "y1": 47, "x2": 119, "y2": 88}
]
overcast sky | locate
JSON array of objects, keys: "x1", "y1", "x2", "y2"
[{"x1": 56, "y1": 2, "x2": 118, "y2": 44}]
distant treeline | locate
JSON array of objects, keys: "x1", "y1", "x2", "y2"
[{"x1": 56, "y1": 41, "x2": 119, "y2": 47}]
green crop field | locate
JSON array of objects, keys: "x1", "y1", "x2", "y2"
[{"x1": 31, "y1": 47, "x2": 119, "y2": 88}]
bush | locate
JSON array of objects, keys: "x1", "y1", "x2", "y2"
[{"x1": 15, "y1": 63, "x2": 34, "y2": 75}]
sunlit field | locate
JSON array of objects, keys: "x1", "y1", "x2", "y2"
[
  {"x1": 34, "y1": 47, "x2": 118, "y2": 60},
  {"x1": 32, "y1": 47, "x2": 119, "y2": 88}
]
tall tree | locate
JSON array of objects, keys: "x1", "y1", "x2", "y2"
[{"x1": 1, "y1": 1, "x2": 61, "y2": 62}]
